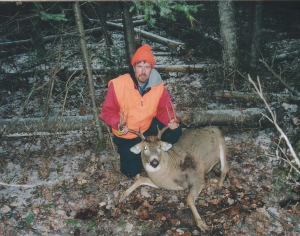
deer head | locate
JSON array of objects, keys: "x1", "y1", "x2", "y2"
[{"x1": 119, "y1": 102, "x2": 178, "y2": 171}]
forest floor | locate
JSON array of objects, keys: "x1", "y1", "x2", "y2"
[{"x1": 1, "y1": 25, "x2": 300, "y2": 236}]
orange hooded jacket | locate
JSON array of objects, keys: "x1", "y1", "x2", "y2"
[{"x1": 108, "y1": 71, "x2": 164, "y2": 139}]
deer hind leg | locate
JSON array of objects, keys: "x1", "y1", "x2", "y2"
[
  {"x1": 186, "y1": 178, "x2": 209, "y2": 232},
  {"x1": 123, "y1": 177, "x2": 158, "y2": 197},
  {"x1": 211, "y1": 162, "x2": 221, "y2": 175},
  {"x1": 217, "y1": 143, "x2": 229, "y2": 190}
]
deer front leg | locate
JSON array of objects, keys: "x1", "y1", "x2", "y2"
[
  {"x1": 123, "y1": 177, "x2": 158, "y2": 197},
  {"x1": 186, "y1": 181, "x2": 209, "y2": 232}
]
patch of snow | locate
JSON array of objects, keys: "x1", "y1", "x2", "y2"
[
  {"x1": 282, "y1": 103, "x2": 297, "y2": 112},
  {"x1": 190, "y1": 79, "x2": 202, "y2": 87},
  {"x1": 254, "y1": 133, "x2": 271, "y2": 150}
]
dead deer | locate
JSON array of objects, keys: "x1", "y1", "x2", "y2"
[{"x1": 119, "y1": 103, "x2": 229, "y2": 231}]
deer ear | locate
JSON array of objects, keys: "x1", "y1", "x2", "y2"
[
  {"x1": 130, "y1": 143, "x2": 142, "y2": 154},
  {"x1": 161, "y1": 142, "x2": 172, "y2": 151}
]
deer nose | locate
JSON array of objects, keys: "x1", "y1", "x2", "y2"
[{"x1": 150, "y1": 159, "x2": 159, "y2": 168}]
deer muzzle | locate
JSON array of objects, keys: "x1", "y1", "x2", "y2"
[{"x1": 150, "y1": 158, "x2": 159, "y2": 168}]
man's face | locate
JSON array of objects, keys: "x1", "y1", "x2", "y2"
[{"x1": 133, "y1": 61, "x2": 152, "y2": 86}]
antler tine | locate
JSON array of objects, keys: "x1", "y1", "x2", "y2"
[
  {"x1": 166, "y1": 106, "x2": 171, "y2": 121},
  {"x1": 158, "y1": 102, "x2": 180, "y2": 140},
  {"x1": 169, "y1": 101, "x2": 179, "y2": 123},
  {"x1": 157, "y1": 125, "x2": 169, "y2": 140},
  {"x1": 119, "y1": 106, "x2": 145, "y2": 140},
  {"x1": 119, "y1": 105, "x2": 127, "y2": 130},
  {"x1": 128, "y1": 127, "x2": 145, "y2": 141}
]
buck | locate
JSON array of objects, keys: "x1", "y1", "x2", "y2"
[{"x1": 119, "y1": 104, "x2": 229, "y2": 231}]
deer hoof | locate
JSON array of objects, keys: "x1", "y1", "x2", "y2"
[
  {"x1": 197, "y1": 220, "x2": 209, "y2": 232},
  {"x1": 118, "y1": 193, "x2": 127, "y2": 203}
]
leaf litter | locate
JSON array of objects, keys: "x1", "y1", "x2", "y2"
[{"x1": 1, "y1": 29, "x2": 300, "y2": 236}]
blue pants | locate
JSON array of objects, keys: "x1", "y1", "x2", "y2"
[{"x1": 113, "y1": 118, "x2": 182, "y2": 178}]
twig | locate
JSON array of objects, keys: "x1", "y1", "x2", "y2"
[
  {"x1": 45, "y1": 40, "x2": 63, "y2": 117},
  {"x1": 259, "y1": 59, "x2": 299, "y2": 96},
  {"x1": 274, "y1": 143, "x2": 300, "y2": 175},
  {"x1": 248, "y1": 75, "x2": 300, "y2": 168}
]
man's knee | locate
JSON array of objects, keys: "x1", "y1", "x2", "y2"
[
  {"x1": 161, "y1": 125, "x2": 182, "y2": 144},
  {"x1": 117, "y1": 145, "x2": 143, "y2": 178}
]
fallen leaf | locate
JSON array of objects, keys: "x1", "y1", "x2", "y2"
[
  {"x1": 230, "y1": 206, "x2": 240, "y2": 215},
  {"x1": 228, "y1": 198, "x2": 235, "y2": 205},
  {"x1": 223, "y1": 222, "x2": 230, "y2": 229},
  {"x1": 212, "y1": 198, "x2": 221, "y2": 205},
  {"x1": 119, "y1": 202, "x2": 125, "y2": 210},
  {"x1": 280, "y1": 213, "x2": 286, "y2": 219},
  {"x1": 171, "y1": 219, "x2": 180, "y2": 226},
  {"x1": 233, "y1": 215, "x2": 240, "y2": 223},
  {"x1": 125, "y1": 223, "x2": 133, "y2": 233},
  {"x1": 256, "y1": 227, "x2": 266, "y2": 234},
  {"x1": 141, "y1": 187, "x2": 151, "y2": 197},
  {"x1": 176, "y1": 228, "x2": 184, "y2": 235},
  {"x1": 155, "y1": 196, "x2": 163, "y2": 202},
  {"x1": 198, "y1": 200, "x2": 208, "y2": 206},
  {"x1": 182, "y1": 233, "x2": 191, "y2": 236},
  {"x1": 0, "y1": 205, "x2": 11, "y2": 214}
]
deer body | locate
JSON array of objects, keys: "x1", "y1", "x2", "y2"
[{"x1": 124, "y1": 126, "x2": 229, "y2": 231}]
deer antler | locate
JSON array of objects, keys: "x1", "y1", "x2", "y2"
[
  {"x1": 157, "y1": 102, "x2": 179, "y2": 140},
  {"x1": 119, "y1": 105, "x2": 145, "y2": 140},
  {"x1": 166, "y1": 101, "x2": 179, "y2": 124}
]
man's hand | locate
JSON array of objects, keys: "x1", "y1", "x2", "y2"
[
  {"x1": 168, "y1": 119, "x2": 179, "y2": 130},
  {"x1": 118, "y1": 124, "x2": 129, "y2": 135}
]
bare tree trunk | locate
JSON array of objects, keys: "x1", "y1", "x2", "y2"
[
  {"x1": 73, "y1": 2, "x2": 103, "y2": 141},
  {"x1": 218, "y1": 0, "x2": 238, "y2": 69},
  {"x1": 122, "y1": 2, "x2": 136, "y2": 69},
  {"x1": 250, "y1": 2, "x2": 263, "y2": 68}
]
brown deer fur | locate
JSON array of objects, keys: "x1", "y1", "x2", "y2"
[{"x1": 123, "y1": 126, "x2": 229, "y2": 231}]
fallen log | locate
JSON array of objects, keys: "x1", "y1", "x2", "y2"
[
  {"x1": 106, "y1": 21, "x2": 185, "y2": 51},
  {"x1": 153, "y1": 52, "x2": 172, "y2": 56},
  {"x1": 88, "y1": 18, "x2": 146, "y2": 26},
  {"x1": 178, "y1": 108, "x2": 268, "y2": 128},
  {"x1": 78, "y1": 64, "x2": 212, "y2": 74},
  {"x1": 0, "y1": 27, "x2": 103, "y2": 47},
  {"x1": 1, "y1": 108, "x2": 267, "y2": 137},
  {"x1": 112, "y1": 15, "x2": 145, "y2": 23},
  {"x1": 0, "y1": 115, "x2": 99, "y2": 138},
  {"x1": 214, "y1": 90, "x2": 300, "y2": 102},
  {"x1": 0, "y1": 19, "x2": 144, "y2": 49},
  {"x1": 2, "y1": 64, "x2": 213, "y2": 78}
]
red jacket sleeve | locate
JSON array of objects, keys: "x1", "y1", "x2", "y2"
[
  {"x1": 156, "y1": 88, "x2": 178, "y2": 125},
  {"x1": 100, "y1": 83, "x2": 120, "y2": 130}
]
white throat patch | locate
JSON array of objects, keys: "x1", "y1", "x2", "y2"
[{"x1": 145, "y1": 163, "x2": 161, "y2": 172}]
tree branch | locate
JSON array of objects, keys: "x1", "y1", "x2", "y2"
[{"x1": 248, "y1": 74, "x2": 300, "y2": 168}]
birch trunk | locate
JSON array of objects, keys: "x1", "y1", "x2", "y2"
[{"x1": 218, "y1": 0, "x2": 238, "y2": 69}]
